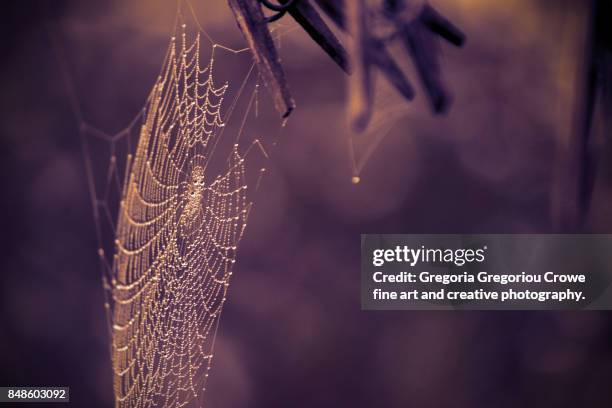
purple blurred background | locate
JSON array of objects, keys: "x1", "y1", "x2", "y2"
[{"x1": 1, "y1": 0, "x2": 612, "y2": 407}]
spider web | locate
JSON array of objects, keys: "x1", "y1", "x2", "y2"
[
  {"x1": 53, "y1": 0, "x2": 407, "y2": 404},
  {"x1": 56, "y1": 3, "x2": 287, "y2": 406}
]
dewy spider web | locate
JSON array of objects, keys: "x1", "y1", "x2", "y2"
[
  {"x1": 108, "y1": 30, "x2": 245, "y2": 407},
  {"x1": 55, "y1": 1, "x2": 402, "y2": 404},
  {"x1": 57, "y1": 3, "x2": 288, "y2": 406}
]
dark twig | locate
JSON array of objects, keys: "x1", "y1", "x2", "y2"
[
  {"x1": 399, "y1": 18, "x2": 448, "y2": 112},
  {"x1": 387, "y1": 1, "x2": 465, "y2": 113},
  {"x1": 420, "y1": 4, "x2": 465, "y2": 47},
  {"x1": 279, "y1": 0, "x2": 350, "y2": 73},
  {"x1": 554, "y1": 0, "x2": 612, "y2": 230},
  {"x1": 317, "y1": 0, "x2": 416, "y2": 130},
  {"x1": 346, "y1": 0, "x2": 373, "y2": 131},
  {"x1": 228, "y1": 0, "x2": 295, "y2": 117},
  {"x1": 317, "y1": 0, "x2": 464, "y2": 129},
  {"x1": 228, "y1": 0, "x2": 465, "y2": 128}
]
